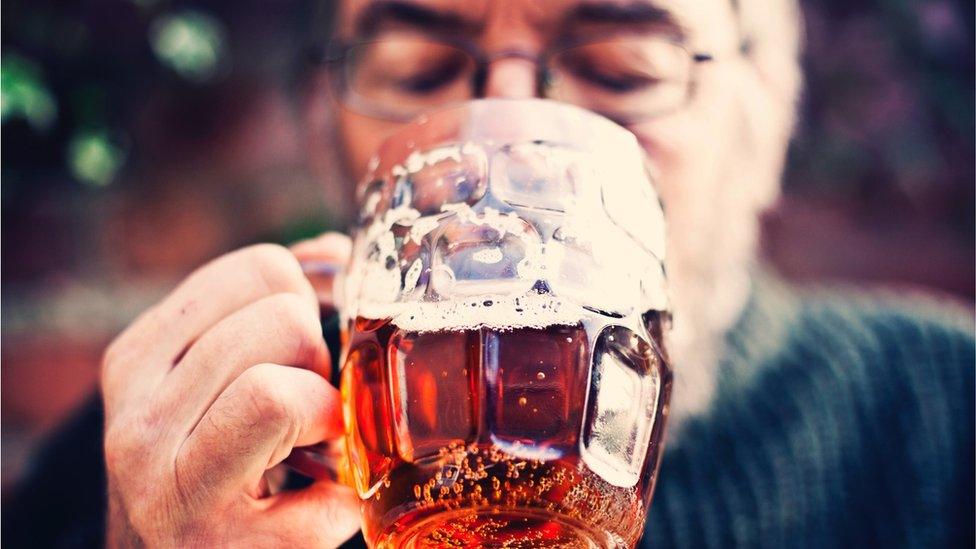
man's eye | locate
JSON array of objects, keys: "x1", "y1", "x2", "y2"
[
  {"x1": 394, "y1": 56, "x2": 468, "y2": 94},
  {"x1": 581, "y1": 68, "x2": 653, "y2": 93},
  {"x1": 562, "y1": 58, "x2": 655, "y2": 93}
]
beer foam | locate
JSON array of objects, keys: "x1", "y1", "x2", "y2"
[
  {"x1": 358, "y1": 291, "x2": 584, "y2": 333},
  {"x1": 342, "y1": 132, "x2": 670, "y2": 333}
]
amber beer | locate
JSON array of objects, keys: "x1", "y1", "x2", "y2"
[
  {"x1": 341, "y1": 306, "x2": 671, "y2": 548},
  {"x1": 337, "y1": 99, "x2": 672, "y2": 547}
]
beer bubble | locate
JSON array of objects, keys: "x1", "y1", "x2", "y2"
[{"x1": 536, "y1": 371, "x2": 546, "y2": 380}]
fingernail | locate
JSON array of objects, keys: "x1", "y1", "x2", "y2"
[{"x1": 301, "y1": 260, "x2": 344, "y2": 277}]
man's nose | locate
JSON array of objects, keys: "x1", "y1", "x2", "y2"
[{"x1": 482, "y1": 57, "x2": 538, "y2": 99}]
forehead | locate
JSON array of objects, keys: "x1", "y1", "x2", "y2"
[{"x1": 337, "y1": 0, "x2": 738, "y2": 49}]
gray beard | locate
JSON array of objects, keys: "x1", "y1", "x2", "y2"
[{"x1": 661, "y1": 214, "x2": 760, "y2": 432}]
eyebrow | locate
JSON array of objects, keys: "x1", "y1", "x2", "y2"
[
  {"x1": 561, "y1": 2, "x2": 686, "y2": 41},
  {"x1": 353, "y1": 1, "x2": 482, "y2": 39}
]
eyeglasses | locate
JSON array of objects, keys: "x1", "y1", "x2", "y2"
[{"x1": 321, "y1": 33, "x2": 713, "y2": 125}]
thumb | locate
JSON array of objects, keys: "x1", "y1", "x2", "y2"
[
  {"x1": 257, "y1": 480, "x2": 362, "y2": 548},
  {"x1": 291, "y1": 232, "x2": 351, "y2": 309}
]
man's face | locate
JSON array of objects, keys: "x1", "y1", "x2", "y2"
[
  {"x1": 326, "y1": 0, "x2": 795, "y2": 418},
  {"x1": 334, "y1": 0, "x2": 740, "y2": 185}
]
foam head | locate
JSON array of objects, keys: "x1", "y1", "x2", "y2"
[{"x1": 340, "y1": 99, "x2": 668, "y2": 332}]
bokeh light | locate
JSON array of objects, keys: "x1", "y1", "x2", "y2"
[
  {"x1": 1, "y1": 54, "x2": 57, "y2": 131},
  {"x1": 67, "y1": 131, "x2": 124, "y2": 187},
  {"x1": 149, "y1": 11, "x2": 226, "y2": 82}
]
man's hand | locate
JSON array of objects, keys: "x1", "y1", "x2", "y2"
[{"x1": 101, "y1": 233, "x2": 359, "y2": 547}]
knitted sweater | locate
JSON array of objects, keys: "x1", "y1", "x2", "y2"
[
  {"x1": 4, "y1": 276, "x2": 973, "y2": 548},
  {"x1": 642, "y1": 277, "x2": 974, "y2": 548}
]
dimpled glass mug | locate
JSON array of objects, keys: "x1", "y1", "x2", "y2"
[{"x1": 335, "y1": 99, "x2": 672, "y2": 548}]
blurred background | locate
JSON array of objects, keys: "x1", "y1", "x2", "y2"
[{"x1": 2, "y1": 0, "x2": 973, "y2": 494}]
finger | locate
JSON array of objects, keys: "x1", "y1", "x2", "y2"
[
  {"x1": 103, "y1": 244, "x2": 315, "y2": 412},
  {"x1": 291, "y1": 232, "x2": 351, "y2": 309},
  {"x1": 255, "y1": 481, "x2": 361, "y2": 548},
  {"x1": 290, "y1": 232, "x2": 351, "y2": 262},
  {"x1": 160, "y1": 292, "x2": 330, "y2": 438},
  {"x1": 176, "y1": 364, "x2": 344, "y2": 501}
]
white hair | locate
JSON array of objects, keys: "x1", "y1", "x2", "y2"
[{"x1": 666, "y1": 0, "x2": 805, "y2": 424}]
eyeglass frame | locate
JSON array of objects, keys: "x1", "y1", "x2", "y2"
[{"x1": 315, "y1": 33, "x2": 714, "y2": 125}]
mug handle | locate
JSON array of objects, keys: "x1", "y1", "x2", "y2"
[
  {"x1": 284, "y1": 259, "x2": 350, "y2": 483},
  {"x1": 284, "y1": 440, "x2": 346, "y2": 483}
]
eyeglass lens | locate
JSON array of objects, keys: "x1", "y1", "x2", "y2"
[{"x1": 341, "y1": 34, "x2": 696, "y2": 122}]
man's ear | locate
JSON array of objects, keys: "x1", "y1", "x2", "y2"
[{"x1": 738, "y1": 55, "x2": 802, "y2": 212}]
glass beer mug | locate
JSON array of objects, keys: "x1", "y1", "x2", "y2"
[{"x1": 336, "y1": 99, "x2": 672, "y2": 548}]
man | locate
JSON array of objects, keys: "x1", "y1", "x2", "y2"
[{"x1": 10, "y1": 0, "x2": 974, "y2": 547}]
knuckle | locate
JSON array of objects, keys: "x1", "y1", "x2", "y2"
[
  {"x1": 240, "y1": 243, "x2": 311, "y2": 297},
  {"x1": 264, "y1": 294, "x2": 322, "y2": 366},
  {"x1": 265, "y1": 291, "x2": 313, "y2": 322},
  {"x1": 237, "y1": 365, "x2": 291, "y2": 423}
]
